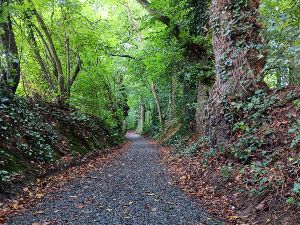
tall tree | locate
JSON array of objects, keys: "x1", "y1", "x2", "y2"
[
  {"x1": 136, "y1": 103, "x2": 145, "y2": 133},
  {"x1": 151, "y1": 82, "x2": 164, "y2": 129},
  {"x1": 24, "y1": 0, "x2": 81, "y2": 104},
  {"x1": 0, "y1": 1, "x2": 21, "y2": 94},
  {"x1": 205, "y1": 0, "x2": 267, "y2": 144}
]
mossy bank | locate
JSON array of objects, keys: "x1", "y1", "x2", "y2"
[{"x1": 0, "y1": 95, "x2": 124, "y2": 196}]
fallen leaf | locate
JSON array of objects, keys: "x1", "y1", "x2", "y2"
[
  {"x1": 228, "y1": 215, "x2": 239, "y2": 221},
  {"x1": 180, "y1": 175, "x2": 187, "y2": 180},
  {"x1": 255, "y1": 203, "x2": 265, "y2": 211},
  {"x1": 33, "y1": 210, "x2": 44, "y2": 215},
  {"x1": 23, "y1": 187, "x2": 29, "y2": 192},
  {"x1": 36, "y1": 193, "x2": 44, "y2": 199},
  {"x1": 235, "y1": 175, "x2": 241, "y2": 181},
  {"x1": 10, "y1": 203, "x2": 20, "y2": 210},
  {"x1": 75, "y1": 204, "x2": 84, "y2": 209}
]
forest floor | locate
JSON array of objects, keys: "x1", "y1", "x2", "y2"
[
  {"x1": 159, "y1": 140, "x2": 300, "y2": 225},
  {"x1": 2, "y1": 132, "x2": 220, "y2": 225}
]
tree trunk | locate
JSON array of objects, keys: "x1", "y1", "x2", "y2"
[
  {"x1": 205, "y1": 0, "x2": 267, "y2": 145},
  {"x1": 136, "y1": 104, "x2": 145, "y2": 134},
  {"x1": 34, "y1": 24, "x2": 59, "y2": 79},
  {"x1": 168, "y1": 73, "x2": 177, "y2": 121},
  {"x1": 0, "y1": 13, "x2": 21, "y2": 94},
  {"x1": 182, "y1": 71, "x2": 199, "y2": 132},
  {"x1": 125, "y1": 2, "x2": 143, "y2": 44},
  {"x1": 65, "y1": 36, "x2": 71, "y2": 90},
  {"x1": 28, "y1": 0, "x2": 65, "y2": 101},
  {"x1": 151, "y1": 82, "x2": 164, "y2": 130},
  {"x1": 196, "y1": 82, "x2": 210, "y2": 134},
  {"x1": 25, "y1": 15, "x2": 54, "y2": 90}
]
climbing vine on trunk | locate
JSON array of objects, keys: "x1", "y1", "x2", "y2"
[{"x1": 205, "y1": 0, "x2": 267, "y2": 144}]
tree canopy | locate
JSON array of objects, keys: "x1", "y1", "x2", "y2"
[{"x1": 1, "y1": 0, "x2": 300, "y2": 221}]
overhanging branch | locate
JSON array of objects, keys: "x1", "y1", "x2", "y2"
[
  {"x1": 135, "y1": 0, "x2": 181, "y2": 41},
  {"x1": 108, "y1": 52, "x2": 136, "y2": 60}
]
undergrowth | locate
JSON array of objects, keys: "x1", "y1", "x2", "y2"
[
  {"x1": 163, "y1": 88, "x2": 300, "y2": 208},
  {"x1": 0, "y1": 94, "x2": 124, "y2": 191}
]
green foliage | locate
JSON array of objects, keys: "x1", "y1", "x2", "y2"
[
  {"x1": 221, "y1": 163, "x2": 233, "y2": 179},
  {"x1": 221, "y1": 89, "x2": 280, "y2": 161},
  {"x1": 163, "y1": 132, "x2": 190, "y2": 152},
  {"x1": 233, "y1": 135, "x2": 265, "y2": 162},
  {"x1": 0, "y1": 96, "x2": 58, "y2": 163},
  {"x1": 293, "y1": 99, "x2": 300, "y2": 107},
  {"x1": 293, "y1": 182, "x2": 300, "y2": 194},
  {"x1": 1, "y1": 0, "x2": 299, "y2": 212},
  {"x1": 243, "y1": 161, "x2": 277, "y2": 195},
  {"x1": 289, "y1": 119, "x2": 300, "y2": 148},
  {"x1": 286, "y1": 197, "x2": 300, "y2": 206},
  {"x1": 183, "y1": 136, "x2": 209, "y2": 156},
  {"x1": 0, "y1": 94, "x2": 121, "y2": 185},
  {"x1": 287, "y1": 179, "x2": 300, "y2": 206},
  {"x1": 0, "y1": 170, "x2": 10, "y2": 183},
  {"x1": 261, "y1": 0, "x2": 300, "y2": 87},
  {"x1": 231, "y1": 89, "x2": 278, "y2": 121}
]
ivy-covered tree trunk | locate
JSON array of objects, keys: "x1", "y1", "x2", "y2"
[
  {"x1": 196, "y1": 82, "x2": 210, "y2": 134},
  {"x1": 0, "y1": 13, "x2": 21, "y2": 94},
  {"x1": 205, "y1": 0, "x2": 267, "y2": 144}
]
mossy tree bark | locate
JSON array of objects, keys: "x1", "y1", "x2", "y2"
[
  {"x1": 205, "y1": 0, "x2": 267, "y2": 144},
  {"x1": 196, "y1": 82, "x2": 210, "y2": 134}
]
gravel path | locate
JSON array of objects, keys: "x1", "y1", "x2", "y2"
[{"x1": 7, "y1": 133, "x2": 220, "y2": 225}]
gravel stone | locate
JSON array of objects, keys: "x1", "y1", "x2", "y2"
[{"x1": 7, "y1": 133, "x2": 220, "y2": 225}]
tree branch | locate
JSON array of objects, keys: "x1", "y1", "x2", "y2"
[
  {"x1": 135, "y1": 0, "x2": 181, "y2": 41},
  {"x1": 68, "y1": 53, "x2": 81, "y2": 89},
  {"x1": 108, "y1": 52, "x2": 136, "y2": 60}
]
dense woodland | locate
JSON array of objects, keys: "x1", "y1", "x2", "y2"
[{"x1": 0, "y1": 0, "x2": 300, "y2": 224}]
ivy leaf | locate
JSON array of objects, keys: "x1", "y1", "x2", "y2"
[{"x1": 292, "y1": 183, "x2": 300, "y2": 194}]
